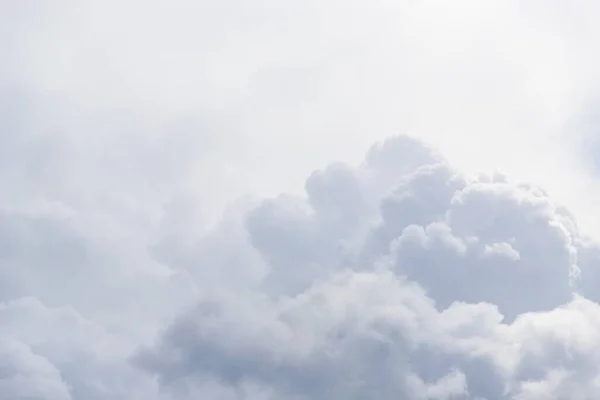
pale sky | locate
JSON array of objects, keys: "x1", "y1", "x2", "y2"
[
  {"x1": 5, "y1": 0, "x2": 600, "y2": 226},
  {"x1": 3, "y1": 1, "x2": 600, "y2": 399}
]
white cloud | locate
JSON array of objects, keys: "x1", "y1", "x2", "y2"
[
  {"x1": 137, "y1": 136, "x2": 600, "y2": 399},
  {"x1": 0, "y1": 298, "x2": 161, "y2": 399},
  {"x1": 3, "y1": 125, "x2": 600, "y2": 398},
  {"x1": 5, "y1": 1, "x2": 600, "y2": 399}
]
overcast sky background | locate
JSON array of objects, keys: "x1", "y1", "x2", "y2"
[{"x1": 4, "y1": 1, "x2": 600, "y2": 399}]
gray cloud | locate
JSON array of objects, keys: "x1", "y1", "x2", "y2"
[{"x1": 0, "y1": 338, "x2": 71, "y2": 400}]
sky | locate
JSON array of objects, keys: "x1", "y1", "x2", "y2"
[{"x1": 3, "y1": 0, "x2": 600, "y2": 399}]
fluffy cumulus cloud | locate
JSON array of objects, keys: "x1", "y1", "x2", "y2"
[
  {"x1": 3, "y1": 128, "x2": 600, "y2": 399},
  {"x1": 6, "y1": 1, "x2": 600, "y2": 399},
  {"x1": 132, "y1": 135, "x2": 600, "y2": 400},
  {"x1": 7, "y1": 134, "x2": 595, "y2": 399}
]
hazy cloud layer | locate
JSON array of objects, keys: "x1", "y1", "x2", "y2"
[{"x1": 5, "y1": 0, "x2": 600, "y2": 230}]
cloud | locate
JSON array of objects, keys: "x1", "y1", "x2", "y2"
[
  {"x1": 3, "y1": 131, "x2": 600, "y2": 399},
  {"x1": 2, "y1": 127, "x2": 600, "y2": 399},
  {"x1": 136, "y1": 135, "x2": 600, "y2": 399},
  {"x1": 0, "y1": 297, "x2": 163, "y2": 400},
  {"x1": 0, "y1": 338, "x2": 71, "y2": 400},
  {"x1": 5, "y1": 1, "x2": 600, "y2": 398}
]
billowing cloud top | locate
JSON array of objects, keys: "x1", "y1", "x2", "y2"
[{"x1": 4, "y1": 134, "x2": 600, "y2": 399}]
